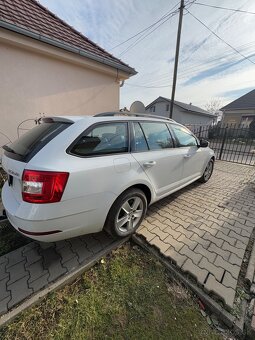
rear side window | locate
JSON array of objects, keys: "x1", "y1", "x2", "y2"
[
  {"x1": 139, "y1": 122, "x2": 174, "y2": 150},
  {"x1": 3, "y1": 121, "x2": 71, "y2": 162},
  {"x1": 170, "y1": 124, "x2": 197, "y2": 147},
  {"x1": 70, "y1": 122, "x2": 128, "y2": 157},
  {"x1": 133, "y1": 123, "x2": 149, "y2": 152}
]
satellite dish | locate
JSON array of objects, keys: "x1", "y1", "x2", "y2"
[{"x1": 130, "y1": 101, "x2": 145, "y2": 113}]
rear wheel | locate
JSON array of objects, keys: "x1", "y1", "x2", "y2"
[
  {"x1": 104, "y1": 188, "x2": 147, "y2": 238},
  {"x1": 199, "y1": 158, "x2": 214, "y2": 183}
]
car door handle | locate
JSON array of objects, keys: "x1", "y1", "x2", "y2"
[
  {"x1": 143, "y1": 161, "x2": 156, "y2": 168},
  {"x1": 184, "y1": 154, "x2": 191, "y2": 158}
]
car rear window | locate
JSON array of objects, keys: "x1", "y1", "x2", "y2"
[{"x1": 3, "y1": 121, "x2": 72, "y2": 162}]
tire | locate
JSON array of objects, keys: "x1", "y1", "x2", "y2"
[
  {"x1": 199, "y1": 158, "x2": 214, "y2": 183},
  {"x1": 104, "y1": 188, "x2": 147, "y2": 238}
]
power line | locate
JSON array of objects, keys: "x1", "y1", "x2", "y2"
[
  {"x1": 118, "y1": 9, "x2": 179, "y2": 57},
  {"x1": 194, "y1": 2, "x2": 255, "y2": 15},
  {"x1": 125, "y1": 83, "x2": 172, "y2": 89},
  {"x1": 109, "y1": 2, "x2": 179, "y2": 51},
  {"x1": 186, "y1": 9, "x2": 255, "y2": 66}
]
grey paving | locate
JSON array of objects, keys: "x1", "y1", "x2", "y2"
[
  {"x1": 137, "y1": 161, "x2": 255, "y2": 310},
  {"x1": 0, "y1": 231, "x2": 115, "y2": 316}
]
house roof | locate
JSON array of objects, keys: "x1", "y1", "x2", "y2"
[
  {"x1": 146, "y1": 96, "x2": 215, "y2": 117},
  {"x1": 221, "y1": 89, "x2": 255, "y2": 111},
  {"x1": 0, "y1": 0, "x2": 136, "y2": 75}
]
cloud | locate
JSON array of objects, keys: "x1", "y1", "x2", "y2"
[{"x1": 38, "y1": 0, "x2": 255, "y2": 110}]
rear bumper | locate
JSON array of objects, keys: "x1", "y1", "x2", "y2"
[{"x1": 2, "y1": 182, "x2": 114, "y2": 242}]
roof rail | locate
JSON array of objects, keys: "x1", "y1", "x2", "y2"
[{"x1": 94, "y1": 112, "x2": 175, "y2": 122}]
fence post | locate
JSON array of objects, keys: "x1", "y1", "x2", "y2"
[
  {"x1": 219, "y1": 126, "x2": 227, "y2": 160},
  {"x1": 198, "y1": 126, "x2": 202, "y2": 139}
]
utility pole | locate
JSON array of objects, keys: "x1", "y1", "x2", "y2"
[{"x1": 169, "y1": 0, "x2": 185, "y2": 118}]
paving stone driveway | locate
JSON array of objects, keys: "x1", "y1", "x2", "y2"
[
  {"x1": 137, "y1": 161, "x2": 255, "y2": 310},
  {"x1": 0, "y1": 231, "x2": 121, "y2": 317}
]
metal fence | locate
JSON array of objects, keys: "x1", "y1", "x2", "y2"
[{"x1": 191, "y1": 124, "x2": 255, "y2": 166}]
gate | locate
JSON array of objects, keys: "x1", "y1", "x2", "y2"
[{"x1": 190, "y1": 124, "x2": 255, "y2": 166}]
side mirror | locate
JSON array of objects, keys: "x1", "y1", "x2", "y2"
[{"x1": 199, "y1": 138, "x2": 209, "y2": 148}]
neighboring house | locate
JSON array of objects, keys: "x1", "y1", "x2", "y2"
[
  {"x1": 145, "y1": 97, "x2": 215, "y2": 126},
  {"x1": 0, "y1": 0, "x2": 136, "y2": 144},
  {"x1": 221, "y1": 89, "x2": 255, "y2": 126}
]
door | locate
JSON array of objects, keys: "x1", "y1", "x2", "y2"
[
  {"x1": 169, "y1": 124, "x2": 206, "y2": 182},
  {"x1": 131, "y1": 121, "x2": 185, "y2": 198}
]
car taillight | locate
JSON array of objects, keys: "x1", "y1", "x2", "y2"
[{"x1": 22, "y1": 170, "x2": 69, "y2": 203}]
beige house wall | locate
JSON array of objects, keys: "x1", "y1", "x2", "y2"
[
  {"x1": 0, "y1": 29, "x2": 127, "y2": 147},
  {"x1": 222, "y1": 109, "x2": 255, "y2": 125}
]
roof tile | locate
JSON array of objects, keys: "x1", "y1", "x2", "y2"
[{"x1": 0, "y1": 0, "x2": 135, "y2": 73}]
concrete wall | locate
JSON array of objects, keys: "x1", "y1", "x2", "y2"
[
  {"x1": 0, "y1": 29, "x2": 122, "y2": 149},
  {"x1": 146, "y1": 100, "x2": 214, "y2": 125}
]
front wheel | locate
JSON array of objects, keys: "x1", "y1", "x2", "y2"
[
  {"x1": 104, "y1": 188, "x2": 147, "y2": 238},
  {"x1": 199, "y1": 158, "x2": 214, "y2": 183}
]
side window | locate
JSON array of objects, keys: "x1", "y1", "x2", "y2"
[
  {"x1": 140, "y1": 122, "x2": 174, "y2": 150},
  {"x1": 170, "y1": 124, "x2": 197, "y2": 147},
  {"x1": 133, "y1": 123, "x2": 149, "y2": 152},
  {"x1": 70, "y1": 122, "x2": 128, "y2": 156}
]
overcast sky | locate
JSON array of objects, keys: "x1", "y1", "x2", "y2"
[{"x1": 39, "y1": 0, "x2": 255, "y2": 110}]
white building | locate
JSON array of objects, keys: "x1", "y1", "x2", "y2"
[{"x1": 146, "y1": 97, "x2": 216, "y2": 126}]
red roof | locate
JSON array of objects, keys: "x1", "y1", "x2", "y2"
[{"x1": 0, "y1": 0, "x2": 136, "y2": 74}]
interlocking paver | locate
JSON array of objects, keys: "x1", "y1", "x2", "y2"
[
  {"x1": 150, "y1": 226, "x2": 169, "y2": 241},
  {"x1": 182, "y1": 259, "x2": 208, "y2": 285},
  {"x1": 216, "y1": 231, "x2": 236, "y2": 246},
  {"x1": 177, "y1": 234, "x2": 197, "y2": 250},
  {"x1": 7, "y1": 260, "x2": 28, "y2": 285},
  {"x1": 179, "y1": 245, "x2": 202, "y2": 265},
  {"x1": 222, "y1": 242, "x2": 245, "y2": 258},
  {"x1": 162, "y1": 225, "x2": 181, "y2": 239},
  {"x1": 150, "y1": 236, "x2": 170, "y2": 253},
  {"x1": 164, "y1": 234, "x2": 184, "y2": 252},
  {"x1": 41, "y1": 247, "x2": 67, "y2": 282},
  {"x1": 204, "y1": 274, "x2": 235, "y2": 309},
  {"x1": 29, "y1": 273, "x2": 49, "y2": 292},
  {"x1": 137, "y1": 227, "x2": 155, "y2": 242},
  {"x1": 214, "y1": 256, "x2": 240, "y2": 279},
  {"x1": 190, "y1": 234, "x2": 210, "y2": 249},
  {"x1": 0, "y1": 296, "x2": 11, "y2": 315},
  {"x1": 0, "y1": 262, "x2": 8, "y2": 280},
  {"x1": 229, "y1": 253, "x2": 243, "y2": 267},
  {"x1": 203, "y1": 232, "x2": 223, "y2": 247},
  {"x1": 0, "y1": 277, "x2": 10, "y2": 301},
  {"x1": 194, "y1": 244, "x2": 216, "y2": 263},
  {"x1": 8, "y1": 276, "x2": 33, "y2": 309},
  {"x1": 23, "y1": 246, "x2": 42, "y2": 266},
  {"x1": 222, "y1": 271, "x2": 237, "y2": 290},
  {"x1": 6, "y1": 248, "x2": 25, "y2": 268},
  {"x1": 164, "y1": 247, "x2": 187, "y2": 267},
  {"x1": 27, "y1": 260, "x2": 48, "y2": 283},
  {"x1": 199, "y1": 257, "x2": 224, "y2": 282}
]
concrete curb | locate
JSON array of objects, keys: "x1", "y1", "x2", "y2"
[
  {"x1": 132, "y1": 234, "x2": 245, "y2": 337},
  {"x1": 0, "y1": 236, "x2": 128, "y2": 328},
  {"x1": 246, "y1": 243, "x2": 255, "y2": 286}
]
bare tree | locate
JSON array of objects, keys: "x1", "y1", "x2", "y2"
[
  {"x1": 205, "y1": 98, "x2": 223, "y2": 114},
  {"x1": 205, "y1": 98, "x2": 223, "y2": 122}
]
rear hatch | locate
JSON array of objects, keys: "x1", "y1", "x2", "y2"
[{"x1": 1, "y1": 118, "x2": 72, "y2": 203}]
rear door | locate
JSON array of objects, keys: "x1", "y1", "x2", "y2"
[
  {"x1": 131, "y1": 121, "x2": 185, "y2": 198},
  {"x1": 169, "y1": 123, "x2": 206, "y2": 182}
]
